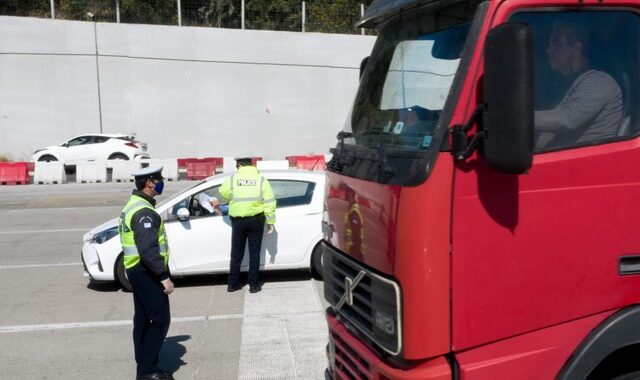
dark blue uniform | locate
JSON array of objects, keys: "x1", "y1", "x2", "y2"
[{"x1": 126, "y1": 190, "x2": 171, "y2": 378}]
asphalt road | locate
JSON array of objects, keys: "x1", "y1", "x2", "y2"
[{"x1": 0, "y1": 182, "x2": 328, "y2": 380}]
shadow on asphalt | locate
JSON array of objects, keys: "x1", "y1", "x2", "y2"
[
  {"x1": 160, "y1": 335, "x2": 189, "y2": 374},
  {"x1": 85, "y1": 269, "x2": 319, "y2": 292},
  {"x1": 174, "y1": 269, "x2": 317, "y2": 289}
]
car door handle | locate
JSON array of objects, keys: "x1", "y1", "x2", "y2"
[{"x1": 306, "y1": 211, "x2": 321, "y2": 215}]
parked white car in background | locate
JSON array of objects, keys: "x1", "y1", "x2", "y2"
[
  {"x1": 31, "y1": 133, "x2": 148, "y2": 164},
  {"x1": 82, "y1": 170, "x2": 325, "y2": 291}
]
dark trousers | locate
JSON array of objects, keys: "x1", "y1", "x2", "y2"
[
  {"x1": 127, "y1": 265, "x2": 171, "y2": 376},
  {"x1": 228, "y1": 214, "x2": 265, "y2": 288}
]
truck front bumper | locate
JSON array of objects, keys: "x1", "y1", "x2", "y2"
[{"x1": 326, "y1": 314, "x2": 451, "y2": 380}]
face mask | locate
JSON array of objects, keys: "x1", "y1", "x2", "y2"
[{"x1": 153, "y1": 180, "x2": 164, "y2": 195}]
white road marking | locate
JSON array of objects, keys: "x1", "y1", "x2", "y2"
[
  {"x1": 0, "y1": 314, "x2": 244, "y2": 333},
  {"x1": 0, "y1": 262, "x2": 81, "y2": 270},
  {"x1": 0, "y1": 228, "x2": 89, "y2": 235},
  {"x1": 238, "y1": 281, "x2": 327, "y2": 380}
]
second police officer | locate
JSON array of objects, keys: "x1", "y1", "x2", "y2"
[{"x1": 220, "y1": 157, "x2": 277, "y2": 293}]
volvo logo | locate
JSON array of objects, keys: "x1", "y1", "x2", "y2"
[{"x1": 335, "y1": 270, "x2": 366, "y2": 310}]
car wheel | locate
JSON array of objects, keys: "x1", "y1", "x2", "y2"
[
  {"x1": 115, "y1": 254, "x2": 132, "y2": 292},
  {"x1": 311, "y1": 243, "x2": 324, "y2": 280},
  {"x1": 109, "y1": 153, "x2": 129, "y2": 160},
  {"x1": 38, "y1": 155, "x2": 57, "y2": 162}
]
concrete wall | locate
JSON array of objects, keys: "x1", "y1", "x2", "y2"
[{"x1": 0, "y1": 16, "x2": 375, "y2": 160}]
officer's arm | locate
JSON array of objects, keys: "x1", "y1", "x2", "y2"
[
  {"x1": 262, "y1": 178, "x2": 276, "y2": 225},
  {"x1": 131, "y1": 209, "x2": 170, "y2": 281},
  {"x1": 219, "y1": 177, "x2": 232, "y2": 201}
]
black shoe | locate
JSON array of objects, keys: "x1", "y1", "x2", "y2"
[
  {"x1": 249, "y1": 285, "x2": 262, "y2": 293},
  {"x1": 227, "y1": 284, "x2": 241, "y2": 292},
  {"x1": 141, "y1": 372, "x2": 171, "y2": 380}
]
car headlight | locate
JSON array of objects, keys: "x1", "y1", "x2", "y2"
[{"x1": 90, "y1": 227, "x2": 119, "y2": 244}]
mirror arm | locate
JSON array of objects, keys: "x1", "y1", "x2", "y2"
[{"x1": 452, "y1": 104, "x2": 486, "y2": 160}]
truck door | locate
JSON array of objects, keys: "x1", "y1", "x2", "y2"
[{"x1": 452, "y1": 8, "x2": 640, "y2": 352}]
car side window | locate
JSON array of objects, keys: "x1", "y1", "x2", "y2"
[
  {"x1": 93, "y1": 136, "x2": 109, "y2": 144},
  {"x1": 167, "y1": 186, "x2": 223, "y2": 221},
  {"x1": 67, "y1": 136, "x2": 92, "y2": 146},
  {"x1": 510, "y1": 11, "x2": 640, "y2": 152},
  {"x1": 269, "y1": 180, "x2": 316, "y2": 208}
]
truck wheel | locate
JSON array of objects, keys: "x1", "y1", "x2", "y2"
[
  {"x1": 612, "y1": 371, "x2": 640, "y2": 380},
  {"x1": 311, "y1": 244, "x2": 324, "y2": 280},
  {"x1": 115, "y1": 254, "x2": 132, "y2": 292}
]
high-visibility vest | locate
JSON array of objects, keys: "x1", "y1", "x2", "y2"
[
  {"x1": 118, "y1": 194, "x2": 169, "y2": 269},
  {"x1": 220, "y1": 166, "x2": 276, "y2": 224}
]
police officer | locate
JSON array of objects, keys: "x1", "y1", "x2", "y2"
[
  {"x1": 119, "y1": 167, "x2": 174, "y2": 380},
  {"x1": 220, "y1": 157, "x2": 276, "y2": 293}
]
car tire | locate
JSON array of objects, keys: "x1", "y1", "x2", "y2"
[
  {"x1": 115, "y1": 254, "x2": 133, "y2": 292},
  {"x1": 311, "y1": 243, "x2": 324, "y2": 280},
  {"x1": 38, "y1": 155, "x2": 57, "y2": 162},
  {"x1": 109, "y1": 153, "x2": 129, "y2": 160}
]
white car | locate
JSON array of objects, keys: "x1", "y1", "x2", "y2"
[
  {"x1": 82, "y1": 170, "x2": 325, "y2": 290},
  {"x1": 31, "y1": 133, "x2": 148, "y2": 164}
]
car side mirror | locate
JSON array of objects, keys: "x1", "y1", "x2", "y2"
[
  {"x1": 176, "y1": 207, "x2": 190, "y2": 221},
  {"x1": 61, "y1": 143, "x2": 69, "y2": 148}
]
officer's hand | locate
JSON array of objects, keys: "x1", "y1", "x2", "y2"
[
  {"x1": 161, "y1": 278, "x2": 175, "y2": 295},
  {"x1": 267, "y1": 224, "x2": 275, "y2": 234}
]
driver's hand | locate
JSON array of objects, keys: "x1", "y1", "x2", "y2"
[{"x1": 267, "y1": 225, "x2": 275, "y2": 234}]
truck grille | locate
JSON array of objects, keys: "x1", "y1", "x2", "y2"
[
  {"x1": 323, "y1": 241, "x2": 402, "y2": 356},
  {"x1": 331, "y1": 331, "x2": 372, "y2": 380}
]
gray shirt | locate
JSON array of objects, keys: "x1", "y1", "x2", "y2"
[{"x1": 535, "y1": 69, "x2": 623, "y2": 148}]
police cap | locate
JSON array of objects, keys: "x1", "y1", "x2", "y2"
[
  {"x1": 235, "y1": 157, "x2": 253, "y2": 166},
  {"x1": 131, "y1": 166, "x2": 164, "y2": 181}
]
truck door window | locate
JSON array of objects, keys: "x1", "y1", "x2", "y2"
[{"x1": 510, "y1": 11, "x2": 640, "y2": 152}]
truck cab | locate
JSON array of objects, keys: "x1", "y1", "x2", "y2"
[{"x1": 323, "y1": 0, "x2": 640, "y2": 378}]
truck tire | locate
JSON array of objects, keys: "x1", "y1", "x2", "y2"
[
  {"x1": 115, "y1": 254, "x2": 132, "y2": 292},
  {"x1": 612, "y1": 371, "x2": 640, "y2": 380}
]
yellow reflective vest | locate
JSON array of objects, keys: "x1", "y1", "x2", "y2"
[
  {"x1": 219, "y1": 166, "x2": 276, "y2": 224},
  {"x1": 118, "y1": 194, "x2": 169, "y2": 269}
]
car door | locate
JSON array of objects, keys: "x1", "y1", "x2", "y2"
[
  {"x1": 62, "y1": 135, "x2": 94, "y2": 163},
  {"x1": 163, "y1": 185, "x2": 232, "y2": 275},
  {"x1": 262, "y1": 178, "x2": 321, "y2": 268}
]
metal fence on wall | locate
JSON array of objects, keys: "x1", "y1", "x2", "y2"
[{"x1": 0, "y1": 0, "x2": 373, "y2": 35}]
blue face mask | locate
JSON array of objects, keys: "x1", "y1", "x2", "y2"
[{"x1": 153, "y1": 180, "x2": 164, "y2": 195}]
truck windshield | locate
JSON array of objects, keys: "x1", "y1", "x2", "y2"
[{"x1": 331, "y1": 1, "x2": 484, "y2": 186}]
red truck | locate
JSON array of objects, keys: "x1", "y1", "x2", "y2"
[{"x1": 322, "y1": 0, "x2": 640, "y2": 378}]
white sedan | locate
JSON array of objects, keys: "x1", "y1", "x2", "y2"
[
  {"x1": 82, "y1": 170, "x2": 325, "y2": 291},
  {"x1": 32, "y1": 133, "x2": 148, "y2": 164}
]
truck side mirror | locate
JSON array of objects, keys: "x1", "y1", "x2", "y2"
[
  {"x1": 483, "y1": 23, "x2": 534, "y2": 174},
  {"x1": 359, "y1": 56, "x2": 369, "y2": 80}
]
